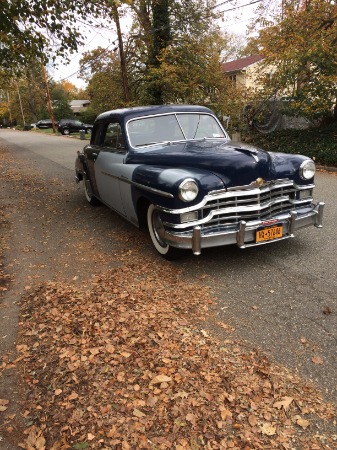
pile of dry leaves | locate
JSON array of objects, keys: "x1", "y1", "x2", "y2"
[{"x1": 12, "y1": 255, "x2": 336, "y2": 449}]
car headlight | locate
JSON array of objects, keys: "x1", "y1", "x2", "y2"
[
  {"x1": 178, "y1": 179, "x2": 199, "y2": 202},
  {"x1": 299, "y1": 160, "x2": 316, "y2": 180}
]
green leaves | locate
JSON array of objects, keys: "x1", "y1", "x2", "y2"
[
  {"x1": 0, "y1": 1, "x2": 105, "y2": 75},
  {"x1": 255, "y1": 0, "x2": 337, "y2": 118}
]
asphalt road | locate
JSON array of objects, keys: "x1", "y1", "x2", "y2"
[{"x1": 1, "y1": 128, "x2": 336, "y2": 408}]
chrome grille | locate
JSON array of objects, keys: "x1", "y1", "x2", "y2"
[{"x1": 201, "y1": 184, "x2": 304, "y2": 228}]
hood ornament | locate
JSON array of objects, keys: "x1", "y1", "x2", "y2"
[{"x1": 227, "y1": 177, "x2": 272, "y2": 192}]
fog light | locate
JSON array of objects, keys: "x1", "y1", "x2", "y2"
[
  {"x1": 299, "y1": 189, "x2": 312, "y2": 199},
  {"x1": 180, "y1": 211, "x2": 198, "y2": 223}
]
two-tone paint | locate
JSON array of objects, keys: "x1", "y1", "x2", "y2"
[{"x1": 75, "y1": 105, "x2": 324, "y2": 257}]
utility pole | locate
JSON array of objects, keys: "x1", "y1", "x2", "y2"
[
  {"x1": 7, "y1": 92, "x2": 13, "y2": 126},
  {"x1": 42, "y1": 65, "x2": 56, "y2": 133},
  {"x1": 16, "y1": 82, "x2": 26, "y2": 127},
  {"x1": 112, "y1": 4, "x2": 130, "y2": 103}
]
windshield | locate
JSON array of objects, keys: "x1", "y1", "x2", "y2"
[{"x1": 127, "y1": 113, "x2": 227, "y2": 148}]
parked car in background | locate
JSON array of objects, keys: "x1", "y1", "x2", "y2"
[
  {"x1": 75, "y1": 105, "x2": 325, "y2": 259},
  {"x1": 36, "y1": 119, "x2": 57, "y2": 129},
  {"x1": 58, "y1": 119, "x2": 93, "y2": 135}
]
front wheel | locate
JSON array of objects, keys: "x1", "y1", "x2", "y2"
[
  {"x1": 62, "y1": 128, "x2": 70, "y2": 135},
  {"x1": 83, "y1": 175, "x2": 100, "y2": 206},
  {"x1": 147, "y1": 204, "x2": 180, "y2": 260}
]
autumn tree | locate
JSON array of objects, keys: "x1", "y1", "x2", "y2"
[
  {"x1": 3, "y1": 64, "x2": 51, "y2": 126},
  {"x1": 1, "y1": 66, "x2": 79, "y2": 126},
  {"x1": 253, "y1": 0, "x2": 337, "y2": 119},
  {"x1": 51, "y1": 82, "x2": 75, "y2": 120}
]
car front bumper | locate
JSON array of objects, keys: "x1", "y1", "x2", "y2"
[{"x1": 160, "y1": 202, "x2": 325, "y2": 255}]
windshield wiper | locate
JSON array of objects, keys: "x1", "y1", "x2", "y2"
[{"x1": 135, "y1": 141, "x2": 173, "y2": 148}]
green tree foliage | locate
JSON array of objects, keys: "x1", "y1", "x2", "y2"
[
  {"x1": 0, "y1": 0, "x2": 104, "y2": 75},
  {"x1": 79, "y1": 47, "x2": 125, "y2": 115},
  {"x1": 76, "y1": 0, "x2": 235, "y2": 116},
  {"x1": 124, "y1": 0, "x2": 231, "y2": 108},
  {"x1": 51, "y1": 83, "x2": 74, "y2": 120},
  {"x1": 253, "y1": 0, "x2": 337, "y2": 119}
]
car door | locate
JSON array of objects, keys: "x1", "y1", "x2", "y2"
[
  {"x1": 71, "y1": 120, "x2": 82, "y2": 133},
  {"x1": 94, "y1": 121, "x2": 127, "y2": 216},
  {"x1": 83, "y1": 122, "x2": 106, "y2": 197}
]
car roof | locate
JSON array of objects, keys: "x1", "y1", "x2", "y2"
[{"x1": 95, "y1": 105, "x2": 214, "y2": 123}]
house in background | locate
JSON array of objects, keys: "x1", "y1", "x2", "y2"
[
  {"x1": 70, "y1": 100, "x2": 91, "y2": 116},
  {"x1": 222, "y1": 55, "x2": 265, "y2": 90},
  {"x1": 222, "y1": 55, "x2": 312, "y2": 133}
]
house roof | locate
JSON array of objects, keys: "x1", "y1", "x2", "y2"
[
  {"x1": 70, "y1": 100, "x2": 90, "y2": 107},
  {"x1": 222, "y1": 55, "x2": 264, "y2": 73}
]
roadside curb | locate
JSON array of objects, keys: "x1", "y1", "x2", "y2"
[{"x1": 317, "y1": 165, "x2": 337, "y2": 173}]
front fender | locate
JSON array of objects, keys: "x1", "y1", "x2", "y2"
[
  {"x1": 132, "y1": 165, "x2": 225, "y2": 209},
  {"x1": 269, "y1": 152, "x2": 315, "y2": 185}
]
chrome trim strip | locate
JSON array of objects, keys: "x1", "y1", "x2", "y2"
[
  {"x1": 162, "y1": 195, "x2": 292, "y2": 229},
  {"x1": 289, "y1": 198, "x2": 313, "y2": 205},
  {"x1": 131, "y1": 181, "x2": 174, "y2": 199},
  {"x1": 157, "y1": 180, "x2": 300, "y2": 215},
  {"x1": 101, "y1": 171, "x2": 174, "y2": 199},
  {"x1": 157, "y1": 181, "x2": 315, "y2": 216},
  {"x1": 222, "y1": 180, "x2": 315, "y2": 193},
  {"x1": 223, "y1": 179, "x2": 293, "y2": 193}
]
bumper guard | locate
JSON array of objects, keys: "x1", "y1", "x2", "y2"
[{"x1": 161, "y1": 202, "x2": 325, "y2": 255}]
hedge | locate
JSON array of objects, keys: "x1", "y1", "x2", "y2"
[{"x1": 248, "y1": 121, "x2": 337, "y2": 167}]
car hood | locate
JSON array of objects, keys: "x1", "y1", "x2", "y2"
[{"x1": 127, "y1": 140, "x2": 277, "y2": 188}]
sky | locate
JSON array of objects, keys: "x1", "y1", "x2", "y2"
[{"x1": 50, "y1": 1, "x2": 260, "y2": 89}]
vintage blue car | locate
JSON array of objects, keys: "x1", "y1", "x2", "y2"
[{"x1": 75, "y1": 105, "x2": 324, "y2": 259}]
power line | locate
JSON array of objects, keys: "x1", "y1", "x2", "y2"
[
  {"x1": 56, "y1": 40, "x2": 117, "y2": 83},
  {"x1": 212, "y1": 0, "x2": 237, "y2": 9},
  {"x1": 218, "y1": 0, "x2": 263, "y2": 14}
]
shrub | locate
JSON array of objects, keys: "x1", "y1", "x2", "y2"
[{"x1": 249, "y1": 122, "x2": 337, "y2": 167}]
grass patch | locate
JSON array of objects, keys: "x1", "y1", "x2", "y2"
[{"x1": 30, "y1": 128, "x2": 90, "y2": 140}]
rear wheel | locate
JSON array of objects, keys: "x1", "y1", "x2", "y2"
[
  {"x1": 83, "y1": 175, "x2": 100, "y2": 206},
  {"x1": 147, "y1": 204, "x2": 180, "y2": 260}
]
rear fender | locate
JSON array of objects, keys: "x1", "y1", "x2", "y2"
[{"x1": 75, "y1": 151, "x2": 88, "y2": 182}]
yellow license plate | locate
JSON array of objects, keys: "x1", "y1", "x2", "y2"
[{"x1": 256, "y1": 225, "x2": 283, "y2": 243}]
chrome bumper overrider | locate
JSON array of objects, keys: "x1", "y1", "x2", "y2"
[{"x1": 161, "y1": 202, "x2": 325, "y2": 255}]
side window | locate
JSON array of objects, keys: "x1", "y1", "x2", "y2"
[
  {"x1": 103, "y1": 122, "x2": 125, "y2": 152},
  {"x1": 91, "y1": 122, "x2": 106, "y2": 146}
]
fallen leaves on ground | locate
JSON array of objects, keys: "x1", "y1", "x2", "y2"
[
  {"x1": 16, "y1": 256, "x2": 336, "y2": 449},
  {"x1": 1, "y1": 145, "x2": 336, "y2": 449}
]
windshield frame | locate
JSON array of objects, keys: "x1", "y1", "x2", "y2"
[{"x1": 126, "y1": 112, "x2": 229, "y2": 149}]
